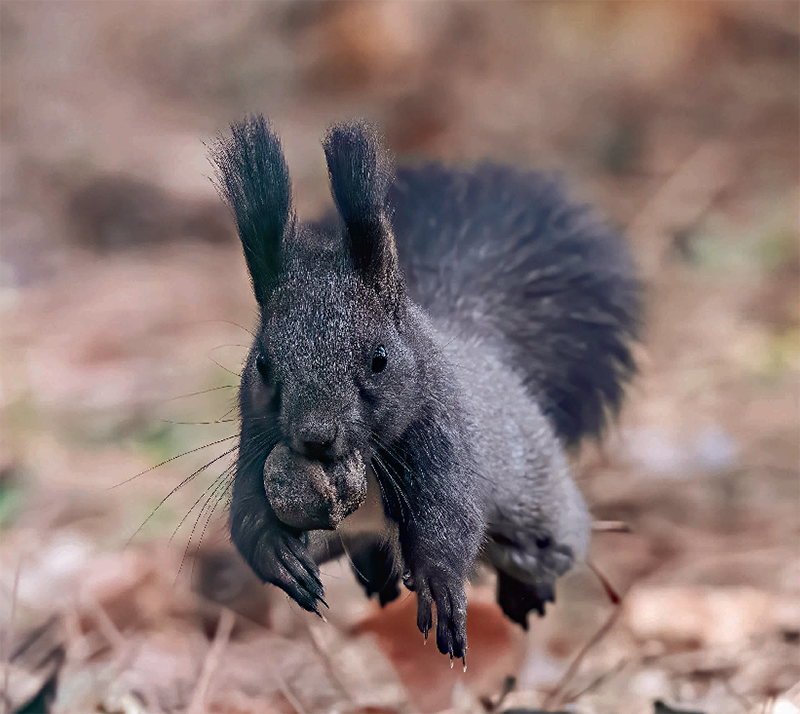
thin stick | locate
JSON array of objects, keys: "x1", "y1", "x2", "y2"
[
  {"x1": 542, "y1": 560, "x2": 624, "y2": 709},
  {"x1": 300, "y1": 618, "x2": 353, "y2": 702},
  {"x1": 720, "y1": 677, "x2": 753, "y2": 712},
  {"x1": 187, "y1": 607, "x2": 235, "y2": 714},
  {"x1": 542, "y1": 603, "x2": 624, "y2": 710},
  {"x1": 587, "y1": 558, "x2": 621, "y2": 605},
  {"x1": 591, "y1": 520, "x2": 632, "y2": 534},
  {"x1": 563, "y1": 657, "x2": 628, "y2": 704},
  {"x1": 85, "y1": 596, "x2": 126, "y2": 651},
  {"x1": 274, "y1": 669, "x2": 309, "y2": 714},
  {"x1": 1, "y1": 554, "x2": 21, "y2": 714}
]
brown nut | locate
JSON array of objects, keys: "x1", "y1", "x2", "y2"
[{"x1": 263, "y1": 445, "x2": 367, "y2": 530}]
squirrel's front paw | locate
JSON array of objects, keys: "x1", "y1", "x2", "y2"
[
  {"x1": 413, "y1": 571, "x2": 467, "y2": 662},
  {"x1": 252, "y1": 528, "x2": 328, "y2": 615}
]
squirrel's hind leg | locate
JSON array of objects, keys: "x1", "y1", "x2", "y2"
[
  {"x1": 348, "y1": 539, "x2": 401, "y2": 606},
  {"x1": 496, "y1": 569, "x2": 555, "y2": 630},
  {"x1": 308, "y1": 532, "x2": 401, "y2": 606}
]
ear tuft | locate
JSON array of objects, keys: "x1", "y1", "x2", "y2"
[
  {"x1": 323, "y1": 121, "x2": 403, "y2": 311},
  {"x1": 323, "y1": 120, "x2": 394, "y2": 230},
  {"x1": 209, "y1": 114, "x2": 293, "y2": 304}
]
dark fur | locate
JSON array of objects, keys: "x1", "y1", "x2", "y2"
[
  {"x1": 210, "y1": 116, "x2": 640, "y2": 657},
  {"x1": 390, "y1": 164, "x2": 641, "y2": 446}
]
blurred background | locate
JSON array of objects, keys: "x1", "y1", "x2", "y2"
[{"x1": 1, "y1": 2, "x2": 798, "y2": 713}]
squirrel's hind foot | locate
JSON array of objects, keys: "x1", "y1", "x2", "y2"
[{"x1": 496, "y1": 569, "x2": 556, "y2": 630}]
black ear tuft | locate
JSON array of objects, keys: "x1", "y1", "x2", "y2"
[
  {"x1": 323, "y1": 120, "x2": 394, "y2": 229},
  {"x1": 209, "y1": 115, "x2": 293, "y2": 304},
  {"x1": 323, "y1": 121, "x2": 403, "y2": 309}
]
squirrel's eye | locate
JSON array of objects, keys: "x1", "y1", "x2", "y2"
[
  {"x1": 255, "y1": 353, "x2": 270, "y2": 381},
  {"x1": 371, "y1": 345, "x2": 387, "y2": 373},
  {"x1": 536, "y1": 536, "x2": 552, "y2": 550}
]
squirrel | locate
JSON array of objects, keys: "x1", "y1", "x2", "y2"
[{"x1": 209, "y1": 115, "x2": 640, "y2": 664}]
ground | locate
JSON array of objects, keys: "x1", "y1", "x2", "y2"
[{"x1": 1, "y1": 3, "x2": 798, "y2": 713}]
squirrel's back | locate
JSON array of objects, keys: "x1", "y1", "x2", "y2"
[{"x1": 389, "y1": 163, "x2": 641, "y2": 447}]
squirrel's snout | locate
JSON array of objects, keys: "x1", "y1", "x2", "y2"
[{"x1": 293, "y1": 418, "x2": 341, "y2": 462}]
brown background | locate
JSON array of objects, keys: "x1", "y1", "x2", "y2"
[{"x1": 1, "y1": 3, "x2": 798, "y2": 713}]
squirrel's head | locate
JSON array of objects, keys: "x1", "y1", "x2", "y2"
[{"x1": 211, "y1": 116, "x2": 422, "y2": 530}]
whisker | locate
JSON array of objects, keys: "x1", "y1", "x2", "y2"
[
  {"x1": 338, "y1": 535, "x2": 368, "y2": 583},
  {"x1": 175, "y1": 469, "x2": 234, "y2": 586},
  {"x1": 125, "y1": 445, "x2": 239, "y2": 548},
  {"x1": 188, "y1": 476, "x2": 235, "y2": 587},
  {"x1": 160, "y1": 418, "x2": 238, "y2": 426},
  {"x1": 372, "y1": 450, "x2": 416, "y2": 525},
  {"x1": 369, "y1": 427, "x2": 451, "y2": 529},
  {"x1": 207, "y1": 354, "x2": 242, "y2": 378},
  {"x1": 217, "y1": 405, "x2": 239, "y2": 422},
  {"x1": 193, "y1": 318, "x2": 256, "y2": 337},
  {"x1": 168, "y1": 464, "x2": 235, "y2": 548},
  {"x1": 207, "y1": 343, "x2": 250, "y2": 353},
  {"x1": 163, "y1": 385, "x2": 237, "y2": 402},
  {"x1": 109, "y1": 435, "x2": 240, "y2": 490},
  {"x1": 343, "y1": 418, "x2": 417, "y2": 523}
]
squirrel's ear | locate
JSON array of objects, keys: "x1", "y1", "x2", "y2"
[
  {"x1": 323, "y1": 121, "x2": 403, "y2": 312},
  {"x1": 210, "y1": 115, "x2": 293, "y2": 305}
]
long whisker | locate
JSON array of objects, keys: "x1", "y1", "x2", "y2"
[
  {"x1": 338, "y1": 534, "x2": 369, "y2": 583},
  {"x1": 193, "y1": 318, "x2": 256, "y2": 336},
  {"x1": 208, "y1": 343, "x2": 250, "y2": 351},
  {"x1": 109, "y1": 435, "x2": 240, "y2": 490},
  {"x1": 168, "y1": 463, "x2": 235, "y2": 547},
  {"x1": 372, "y1": 449, "x2": 416, "y2": 525},
  {"x1": 381, "y1": 440, "x2": 437, "y2": 504},
  {"x1": 175, "y1": 468, "x2": 234, "y2": 586},
  {"x1": 343, "y1": 418, "x2": 417, "y2": 524},
  {"x1": 207, "y1": 354, "x2": 242, "y2": 378},
  {"x1": 125, "y1": 444, "x2": 239, "y2": 547},
  {"x1": 169, "y1": 425, "x2": 279, "y2": 584},
  {"x1": 188, "y1": 476, "x2": 236, "y2": 587},
  {"x1": 160, "y1": 418, "x2": 238, "y2": 426},
  {"x1": 369, "y1": 427, "x2": 450, "y2": 530},
  {"x1": 163, "y1": 385, "x2": 237, "y2": 402}
]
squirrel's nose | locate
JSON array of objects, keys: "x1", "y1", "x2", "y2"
[{"x1": 295, "y1": 420, "x2": 339, "y2": 461}]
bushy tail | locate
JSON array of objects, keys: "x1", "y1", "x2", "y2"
[{"x1": 389, "y1": 163, "x2": 641, "y2": 447}]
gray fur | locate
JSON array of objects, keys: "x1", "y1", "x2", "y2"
[{"x1": 209, "y1": 116, "x2": 639, "y2": 656}]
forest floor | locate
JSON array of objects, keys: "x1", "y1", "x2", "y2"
[{"x1": 1, "y1": 3, "x2": 798, "y2": 713}]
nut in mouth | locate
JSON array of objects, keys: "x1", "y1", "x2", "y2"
[{"x1": 263, "y1": 444, "x2": 367, "y2": 530}]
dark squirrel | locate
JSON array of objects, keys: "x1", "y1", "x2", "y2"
[{"x1": 209, "y1": 116, "x2": 640, "y2": 663}]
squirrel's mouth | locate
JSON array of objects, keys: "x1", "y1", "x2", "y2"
[{"x1": 263, "y1": 445, "x2": 368, "y2": 531}]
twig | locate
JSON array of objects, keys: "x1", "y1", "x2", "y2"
[
  {"x1": 542, "y1": 603, "x2": 624, "y2": 710},
  {"x1": 300, "y1": 616, "x2": 353, "y2": 702},
  {"x1": 62, "y1": 608, "x2": 84, "y2": 662},
  {"x1": 587, "y1": 558, "x2": 621, "y2": 605},
  {"x1": 625, "y1": 139, "x2": 736, "y2": 279},
  {"x1": 720, "y1": 677, "x2": 753, "y2": 712},
  {"x1": 1, "y1": 554, "x2": 22, "y2": 714},
  {"x1": 591, "y1": 520, "x2": 632, "y2": 534},
  {"x1": 84, "y1": 596, "x2": 126, "y2": 651},
  {"x1": 563, "y1": 657, "x2": 628, "y2": 704},
  {"x1": 274, "y1": 668, "x2": 309, "y2": 714},
  {"x1": 781, "y1": 679, "x2": 800, "y2": 703},
  {"x1": 187, "y1": 607, "x2": 235, "y2": 714},
  {"x1": 542, "y1": 561, "x2": 624, "y2": 709}
]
